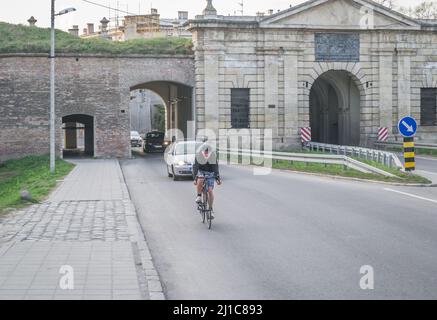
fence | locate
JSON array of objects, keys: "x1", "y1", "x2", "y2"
[
  {"x1": 375, "y1": 141, "x2": 437, "y2": 151},
  {"x1": 303, "y1": 142, "x2": 403, "y2": 169},
  {"x1": 218, "y1": 148, "x2": 397, "y2": 178}
]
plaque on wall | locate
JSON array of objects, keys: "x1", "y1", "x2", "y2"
[{"x1": 315, "y1": 33, "x2": 360, "y2": 62}]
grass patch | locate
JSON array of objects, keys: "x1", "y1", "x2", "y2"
[
  {"x1": 0, "y1": 22, "x2": 193, "y2": 55},
  {"x1": 415, "y1": 147, "x2": 437, "y2": 157},
  {"x1": 226, "y1": 153, "x2": 431, "y2": 184},
  {"x1": 0, "y1": 155, "x2": 74, "y2": 213},
  {"x1": 270, "y1": 159, "x2": 431, "y2": 184}
]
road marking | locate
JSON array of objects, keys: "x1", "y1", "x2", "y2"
[
  {"x1": 416, "y1": 156, "x2": 437, "y2": 162},
  {"x1": 420, "y1": 170, "x2": 437, "y2": 176},
  {"x1": 384, "y1": 188, "x2": 437, "y2": 204}
]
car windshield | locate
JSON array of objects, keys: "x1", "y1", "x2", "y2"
[
  {"x1": 131, "y1": 131, "x2": 140, "y2": 136},
  {"x1": 174, "y1": 142, "x2": 202, "y2": 155},
  {"x1": 147, "y1": 132, "x2": 164, "y2": 139}
]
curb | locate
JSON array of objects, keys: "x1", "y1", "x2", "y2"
[
  {"x1": 116, "y1": 160, "x2": 166, "y2": 300},
  {"x1": 224, "y1": 163, "x2": 434, "y2": 187}
]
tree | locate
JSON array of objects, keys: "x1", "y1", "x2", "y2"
[
  {"x1": 374, "y1": 0, "x2": 437, "y2": 19},
  {"x1": 398, "y1": 1, "x2": 437, "y2": 19}
]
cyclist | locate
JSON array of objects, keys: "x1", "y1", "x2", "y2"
[{"x1": 193, "y1": 145, "x2": 221, "y2": 217}]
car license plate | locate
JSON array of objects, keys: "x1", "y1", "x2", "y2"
[{"x1": 154, "y1": 145, "x2": 162, "y2": 148}]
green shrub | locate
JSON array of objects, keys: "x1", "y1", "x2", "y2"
[{"x1": 0, "y1": 22, "x2": 193, "y2": 55}]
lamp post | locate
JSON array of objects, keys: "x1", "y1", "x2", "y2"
[{"x1": 50, "y1": 0, "x2": 76, "y2": 173}]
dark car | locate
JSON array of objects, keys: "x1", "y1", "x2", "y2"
[{"x1": 143, "y1": 131, "x2": 169, "y2": 153}]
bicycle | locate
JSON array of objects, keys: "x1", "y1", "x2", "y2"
[{"x1": 196, "y1": 174, "x2": 215, "y2": 230}]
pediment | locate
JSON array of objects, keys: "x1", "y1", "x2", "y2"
[{"x1": 260, "y1": 0, "x2": 421, "y2": 30}]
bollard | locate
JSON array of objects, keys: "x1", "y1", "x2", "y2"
[{"x1": 403, "y1": 137, "x2": 415, "y2": 172}]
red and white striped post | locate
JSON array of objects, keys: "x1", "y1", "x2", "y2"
[
  {"x1": 300, "y1": 127, "x2": 311, "y2": 145},
  {"x1": 377, "y1": 127, "x2": 388, "y2": 142}
]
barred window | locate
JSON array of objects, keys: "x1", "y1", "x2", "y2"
[
  {"x1": 420, "y1": 88, "x2": 437, "y2": 126},
  {"x1": 231, "y1": 89, "x2": 250, "y2": 129}
]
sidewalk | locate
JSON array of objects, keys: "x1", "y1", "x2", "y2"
[{"x1": 0, "y1": 159, "x2": 164, "y2": 300}]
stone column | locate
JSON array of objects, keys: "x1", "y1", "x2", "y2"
[
  {"x1": 378, "y1": 49, "x2": 394, "y2": 134},
  {"x1": 283, "y1": 51, "x2": 300, "y2": 145},
  {"x1": 204, "y1": 50, "x2": 220, "y2": 132},
  {"x1": 170, "y1": 84, "x2": 178, "y2": 130},
  {"x1": 264, "y1": 52, "x2": 279, "y2": 140},
  {"x1": 397, "y1": 49, "x2": 416, "y2": 120}
]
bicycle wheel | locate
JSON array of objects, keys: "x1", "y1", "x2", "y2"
[
  {"x1": 197, "y1": 203, "x2": 205, "y2": 223},
  {"x1": 201, "y1": 190, "x2": 208, "y2": 224},
  {"x1": 207, "y1": 209, "x2": 212, "y2": 230}
]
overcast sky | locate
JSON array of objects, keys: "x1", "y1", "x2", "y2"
[{"x1": 0, "y1": 0, "x2": 426, "y2": 31}]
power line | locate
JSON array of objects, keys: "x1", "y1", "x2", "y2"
[{"x1": 80, "y1": 0, "x2": 137, "y2": 16}]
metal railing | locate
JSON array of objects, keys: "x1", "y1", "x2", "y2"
[
  {"x1": 375, "y1": 141, "x2": 437, "y2": 151},
  {"x1": 218, "y1": 148, "x2": 397, "y2": 178},
  {"x1": 304, "y1": 142, "x2": 403, "y2": 169}
]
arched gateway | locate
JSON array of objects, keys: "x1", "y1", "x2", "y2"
[{"x1": 309, "y1": 70, "x2": 362, "y2": 146}]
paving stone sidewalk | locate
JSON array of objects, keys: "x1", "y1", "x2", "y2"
[{"x1": 0, "y1": 159, "x2": 164, "y2": 300}]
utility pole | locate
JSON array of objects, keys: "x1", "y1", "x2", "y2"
[
  {"x1": 50, "y1": 0, "x2": 56, "y2": 173},
  {"x1": 49, "y1": 2, "x2": 76, "y2": 173},
  {"x1": 238, "y1": 0, "x2": 244, "y2": 16}
]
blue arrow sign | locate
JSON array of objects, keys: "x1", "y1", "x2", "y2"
[{"x1": 398, "y1": 116, "x2": 417, "y2": 137}]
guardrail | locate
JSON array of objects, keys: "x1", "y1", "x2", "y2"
[
  {"x1": 375, "y1": 141, "x2": 437, "y2": 151},
  {"x1": 304, "y1": 142, "x2": 403, "y2": 169},
  {"x1": 218, "y1": 148, "x2": 397, "y2": 178}
]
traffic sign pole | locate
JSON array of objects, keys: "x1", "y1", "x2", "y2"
[
  {"x1": 398, "y1": 116, "x2": 418, "y2": 172},
  {"x1": 403, "y1": 137, "x2": 415, "y2": 172}
]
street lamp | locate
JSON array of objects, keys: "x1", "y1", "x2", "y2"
[{"x1": 50, "y1": 1, "x2": 76, "y2": 174}]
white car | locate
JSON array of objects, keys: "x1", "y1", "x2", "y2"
[
  {"x1": 165, "y1": 140, "x2": 202, "y2": 181},
  {"x1": 130, "y1": 131, "x2": 143, "y2": 147}
]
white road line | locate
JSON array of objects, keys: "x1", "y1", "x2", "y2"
[
  {"x1": 416, "y1": 156, "x2": 437, "y2": 162},
  {"x1": 384, "y1": 188, "x2": 437, "y2": 204},
  {"x1": 420, "y1": 170, "x2": 437, "y2": 176}
]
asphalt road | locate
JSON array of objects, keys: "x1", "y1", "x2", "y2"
[{"x1": 121, "y1": 152, "x2": 437, "y2": 299}]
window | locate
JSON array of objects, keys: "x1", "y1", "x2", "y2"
[
  {"x1": 231, "y1": 89, "x2": 250, "y2": 128},
  {"x1": 420, "y1": 88, "x2": 437, "y2": 126}
]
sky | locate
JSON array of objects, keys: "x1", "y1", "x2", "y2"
[{"x1": 0, "y1": 0, "x2": 427, "y2": 31}]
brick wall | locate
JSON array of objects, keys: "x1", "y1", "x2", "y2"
[{"x1": 0, "y1": 54, "x2": 194, "y2": 161}]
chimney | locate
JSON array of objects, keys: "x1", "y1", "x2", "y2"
[
  {"x1": 268, "y1": 9, "x2": 273, "y2": 15},
  {"x1": 151, "y1": 8, "x2": 158, "y2": 14},
  {"x1": 68, "y1": 25, "x2": 79, "y2": 36},
  {"x1": 27, "y1": 16, "x2": 37, "y2": 26},
  {"x1": 100, "y1": 17, "x2": 109, "y2": 33},
  {"x1": 256, "y1": 12, "x2": 265, "y2": 17},
  {"x1": 178, "y1": 11, "x2": 188, "y2": 20},
  {"x1": 87, "y1": 23, "x2": 94, "y2": 34}
]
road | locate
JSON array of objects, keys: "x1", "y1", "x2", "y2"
[
  {"x1": 121, "y1": 152, "x2": 437, "y2": 299},
  {"x1": 397, "y1": 153, "x2": 437, "y2": 185}
]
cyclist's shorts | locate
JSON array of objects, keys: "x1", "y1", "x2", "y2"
[{"x1": 197, "y1": 170, "x2": 215, "y2": 190}]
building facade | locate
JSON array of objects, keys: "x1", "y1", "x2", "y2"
[
  {"x1": 80, "y1": 9, "x2": 191, "y2": 41},
  {"x1": 188, "y1": 0, "x2": 437, "y2": 148}
]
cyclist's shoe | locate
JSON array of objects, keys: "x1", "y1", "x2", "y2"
[
  {"x1": 210, "y1": 211, "x2": 215, "y2": 220},
  {"x1": 195, "y1": 196, "x2": 202, "y2": 204}
]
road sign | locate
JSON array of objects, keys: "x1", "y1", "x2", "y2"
[
  {"x1": 378, "y1": 127, "x2": 388, "y2": 142},
  {"x1": 300, "y1": 127, "x2": 311, "y2": 144},
  {"x1": 403, "y1": 137, "x2": 415, "y2": 171},
  {"x1": 398, "y1": 116, "x2": 417, "y2": 137}
]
